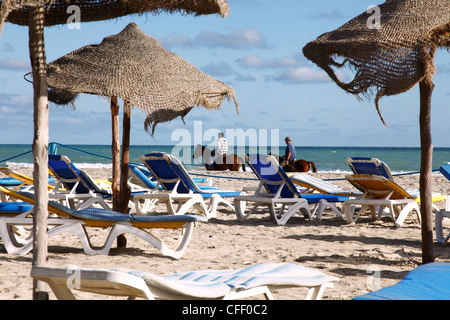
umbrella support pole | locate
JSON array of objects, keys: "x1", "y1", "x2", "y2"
[
  {"x1": 117, "y1": 101, "x2": 131, "y2": 248},
  {"x1": 29, "y1": 5, "x2": 49, "y2": 300},
  {"x1": 419, "y1": 78, "x2": 435, "y2": 264},
  {"x1": 110, "y1": 96, "x2": 121, "y2": 211}
]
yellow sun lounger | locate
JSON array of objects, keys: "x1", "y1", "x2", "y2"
[
  {"x1": 0, "y1": 186, "x2": 206, "y2": 258},
  {"x1": 0, "y1": 167, "x2": 55, "y2": 193},
  {"x1": 344, "y1": 174, "x2": 445, "y2": 227}
]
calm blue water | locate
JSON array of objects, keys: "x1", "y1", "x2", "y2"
[{"x1": 0, "y1": 143, "x2": 449, "y2": 173}]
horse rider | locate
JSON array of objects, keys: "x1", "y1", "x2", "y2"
[
  {"x1": 280, "y1": 136, "x2": 296, "y2": 167},
  {"x1": 208, "y1": 132, "x2": 228, "y2": 166}
]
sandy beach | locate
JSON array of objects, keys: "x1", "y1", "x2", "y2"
[{"x1": 0, "y1": 167, "x2": 449, "y2": 300}]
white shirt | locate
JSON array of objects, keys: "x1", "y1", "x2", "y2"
[{"x1": 216, "y1": 137, "x2": 228, "y2": 156}]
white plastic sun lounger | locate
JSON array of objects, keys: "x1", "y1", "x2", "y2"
[{"x1": 31, "y1": 263, "x2": 338, "y2": 300}]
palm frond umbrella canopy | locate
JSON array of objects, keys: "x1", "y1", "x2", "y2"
[
  {"x1": 303, "y1": 0, "x2": 449, "y2": 263},
  {"x1": 0, "y1": 0, "x2": 230, "y2": 27},
  {"x1": 45, "y1": 22, "x2": 238, "y2": 213},
  {"x1": 0, "y1": 0, "x2": 230, "y2": 299},
  {"x1": 45, "y1": 22, "x2": 238, "y2": 133}
]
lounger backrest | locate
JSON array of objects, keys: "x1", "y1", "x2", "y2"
[
  {"x1": 347, "y1": 157, "x2": 394, "y2": 180},
  {"x1": 140, "y1": 153, "x2": 192, "y2": 194},
  {"x1": 129, "y1": 164, "x2": 159, "y2": 189},
  {"x1": 246, "y1": 154, "x2": 300, "y2": 198},
  {"x1": 440, "y1": 163, "x2": 450, "y2": 182},
  {"x1": 48, "y1": 155, "x2": 108, "y2": 195},
  {"x1": 345, "y1": 174, "x2": 412, "y2": 200},
  {"x1": 48, "y1": 155, "x2": 92, "y2": 194},
  {"x1": 167, "y1": 155, "x2": 205, "y2": 194}
]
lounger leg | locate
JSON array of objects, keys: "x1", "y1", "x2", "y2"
[
  {"x1": 172, "y1": 196, "x2": 207, "y2": 216},
  {"x1": 234, "y1": 199, "x2": 253, "y2": 221},
  {"x1": 44, "y1": 279, "x2": 77, "y2": 300},
  {"x1": 0, "y1": 219, "x2": 33, "y2": 255},
  {"x1": 434, "y1": 211, "x2": 450, "y2": 244},
  {"x1": 104, "y1": 223, "x2": 194, "y2": 259},
  {"x1": 276, "y1": 201, "x2": 312, "y2": 226},
  {"x1": 315, "y1": 200, "x2": 345, "y2": 221},
  {"x1": 394, "y1": 202, "x2": 420, "y2": 228},
  {"x1": 208, "y1": 194, "x2": 235, "y2": 218},
  {"x1": 305, "y1": 282, "x2": 334, "y2": 300},
  {"x1": 344, "y1": 202, "x2": 366, "y2": 224}
]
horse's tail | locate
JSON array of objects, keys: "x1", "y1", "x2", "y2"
[
  {"x1": 308, "y1": 161, "x2": 317, "y2": 173},
  {"x1": 238, "y1": 156, "x2": 246, "y2": 172}
]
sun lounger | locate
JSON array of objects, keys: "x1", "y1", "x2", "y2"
[
  {"x1": 354, "y1": 262, "x2": 450, "y2": 300},
  {"x1": 48, "y1": 155, "x2": 148, "y2": 210},
  {"x1": 0, "y1": 202, "x2": 33, "y2": 216},
  {"x1": 347, "y1": 157, "x2": 394, "y2": 180},
  {"x1": 0, "y1": 167, "x2": 55, "y2": 193},
  {"x1": 134, "y1": 153, "x2": 241, "y2": 218},
  {"x1": 289, "y1": 172, "x2": 362, "y2": 197},
  {"x1": 31, "y1": 263, "x2": 339, "y2": 300},
  {"x1": 129, "y1": 164, "x2": 212, "y2": 190},
  {"x1": 0, "y1": 186, "x2": 206, "y2": 258},
  {"x1": 347, "y1": 156, "x2": 444, "y2": 210},
  {"x1": 435, "y1": 163, "x2": 450, "y2": 244},
  {"x1": 343, "y1": 174, "x2": 443, "y2": 227},
  {"x1": 234, "y1": 154, "x2": 349, "y2": 224}
]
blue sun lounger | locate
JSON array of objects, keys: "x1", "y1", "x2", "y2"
[
  {"x1": 135, "y1": 152, "x2": 241, "y2": 218},
  {"x1": 129, "y1": 164, "x2": 215, "y2": 191},
  {"x1": 0, "y1": 202, "x2": 33, "y2": 216},
  {"x1": 347, "y1": 157, "x2": 394, "y2": 180},
  {"x1": 0, "y1": 185, "x2": 206, "y2": 258},
  {"x1": 48, "y1": 155, "x2": 147, "y2": 210},
  {"x1": 435, "y1": 163, "x2": 450, "y2": 244},
  {"x1": 234, "y1": 154, "x2": 349, "y2": 224},
  {"x1": 354, "y1": 263, "x2": 450, "y2": 300}
]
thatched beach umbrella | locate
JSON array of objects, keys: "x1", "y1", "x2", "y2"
[
  {"x1": 0, "y1": 0, "x2": 230, "y2": 299},
  {"x1": 45, "y1": 21, "x2": 238, "y2": 215},
  {"x1": 303, "y1": 0, "x2": 449, "y2": 263}
]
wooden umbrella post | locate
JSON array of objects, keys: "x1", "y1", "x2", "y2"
[
  {"x1": 119, "y1": 100, "x2": 131, "y2": 214},
  {"x1": 117, "y1": 100, "x2": 131, "y2": 248},
  {"x1": 419, "y1": 78, "x2": 435, "y2": 264},
  {"x1": 110, "y1": 96, "x2": 121, "y2": 212},
  {"x1": 28, "y1": 5, "x2": 49, "y2": 300}
]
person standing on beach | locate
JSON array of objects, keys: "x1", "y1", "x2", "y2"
[
  {"x1": 209, "y1": 132, "x2": 228, "y2": 165},
  {"x1": 280, "y1": 136, "x2": 296, "y2": 167}
]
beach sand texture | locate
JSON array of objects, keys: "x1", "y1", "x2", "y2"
[{"x1": 1, "y1": 168, "x2": 449, "y2": 300}]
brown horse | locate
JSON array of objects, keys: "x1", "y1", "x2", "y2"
[
  {"x1": 193, "y1": 145, "x2": 244, "y2": 171},
  {"x1": 269, "y1": 153, "x2": 317, "y2": 173}
]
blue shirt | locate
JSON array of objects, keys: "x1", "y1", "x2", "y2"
[{"x1": 285, "y1": 143, "x2": 296, "y2": 161}]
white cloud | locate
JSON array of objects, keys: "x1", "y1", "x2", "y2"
[
  {"x1": 236, "y1": 54, "x2": 304, "y2": 69},
  {"x1": 275, "y1": 67, "x2": 330, "y2": 83},
  {"x1": 236, "y1": 55, "x2": 268, "y2": 68},
  {"x1": 159, "y1": 32, "x2": 193, "y2": 48},
  {"x1": 0, "y1": 58, "x2": 29, "y2": 71},
  {"x1": 160, "y1": 28, "x2": 268, "y2": 49}
]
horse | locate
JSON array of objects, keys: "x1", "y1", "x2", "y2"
[
  {"x1": 269, "y1": 153, "x2": 317, "y2": 173},
  {"x1": 193, "y1": 145, "x2": 245, "y2": 171}
]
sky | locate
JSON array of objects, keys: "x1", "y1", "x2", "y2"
[{"x1": 0, "y1": 0, "x2": 449, "y2": 148}]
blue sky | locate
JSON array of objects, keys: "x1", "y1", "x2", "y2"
[{"x1": 0, "y1": 0, "x2": 449, "y2": 148}]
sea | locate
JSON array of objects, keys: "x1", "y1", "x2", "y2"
[{"x1": 1, "y1": 143, "x2": 449, "y2": 175}]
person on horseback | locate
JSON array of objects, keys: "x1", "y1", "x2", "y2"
[
  {"x1": 208, "y1": 132, "x2": 228, "y2": 166},
  {"x1": 280, "y1": 136, "x2": 296, "y2": 168}
]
